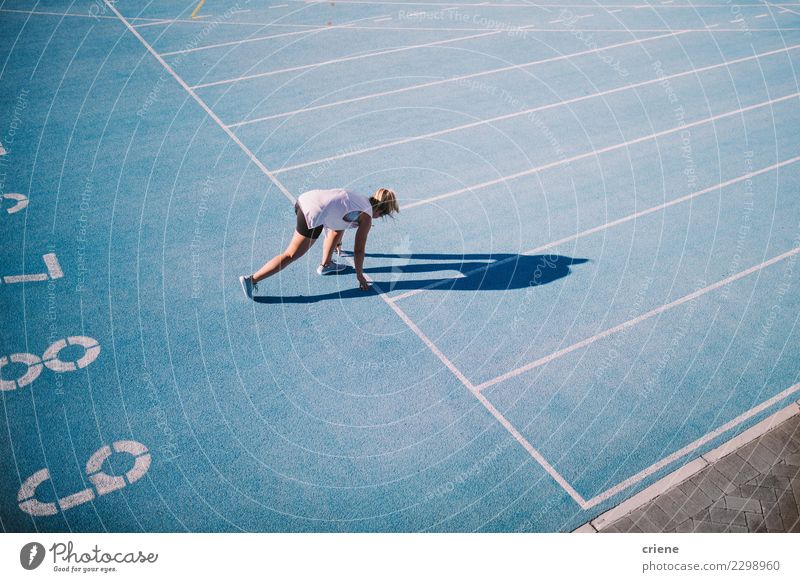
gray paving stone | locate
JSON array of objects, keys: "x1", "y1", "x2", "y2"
[
  {"x1": 792, "y1": 477, "x2": 800, "y2": 508},
  {"x1": 724, "y1": 495, "x2": 762, "y2": 513},
  {"x1": 762, "y1": 502, "x2": 785, "y2": 531},
  {"x1": 678, "y1": 479, "x2": 715, "y2": 509},
  {"x1": 759, "y1": 431, "x2": 792, "y2": 457},
  {"x1": 755, "y1": 474, "x2": 791, "y2": 491},
  {"x1": 714, "y1": 453, "x2": 761, "y2": 484},
  {"x1": 771, "y1": 424, "x2": 800, "y2": 453},
  {"x1": 735, "y1": 438, "x2": 760, "y2": 458},
  {"x1": 634, "y1": 513, "x2": 663, "y2": 533},
  {"x1": 776, "y1": 491, "x2": 799, "y2": 526},
  {"x1": 725, "y1": 524, "x2": 748, "y2": 533},
  {"x1": 614, "y1": 518, "x2": 645, "y2": 533},
  {"x1": 745, "y1": 511, "x2": 766, "y2": 531},
  {"x1": 785, "y1": 453, "x2": 800, "y2": 466},
  {"x1": 701, "y1": 466, "x2": 740, "y2": 495},
  {"x1": 640, "y1": 503, "x2": 673, "y2": 532},
  {"x1": 714, "y1": 453, "x2": 758, "y2": 485},
  {"x1": 780, "y1": 415, "x2": 800, "y2": 431},
  {"x1": 771, "y1": 463, "x2": 800, "y2": 479},
  {"x1": 672, "y1": 519, "x2": 695, "y2": 533},
  {"x1": 626, "y1": 507, "x2": 645, "y2": 525},
  {"x1": 692, "y1": 519, "x2": 728, "y2": 533},
  {"x1": 709, "y1": 497, "x2": 727, "y2": 511},
  {"x1": 742, "y1": 442, "x2": 782, "y2": 473},
  {"x1": 606, "y1": 516, "x2": 636, "y2": 533},
  {"x1": 738, "y1": 484, "x2": 777, "y2": 503},
  {"x1": 680, "y1": 490, "x2": 715, "y2": 517},
  {"x1": 690, "y1": 471, "x2": 726, "y2": 501},
  {"x1": 654, "y1": 490, "x2": 691, "y2": 526},
  {"x1": 627, "y1": 522, "x2": 645, "y2": 533},
  {"x1": 624, "y1": 510, "x2": 649, "y2": 533},
  {"x1": 709, "y1": 507, "x2": 747, "y2": 528}
]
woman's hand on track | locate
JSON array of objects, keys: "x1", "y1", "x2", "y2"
[{"x1": 358, "y1": 275, "x2": 370, "y2": 291}]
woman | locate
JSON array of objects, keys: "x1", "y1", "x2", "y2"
[{"x1": 239, "y1": 187, "x2": 399, "y2": 299}]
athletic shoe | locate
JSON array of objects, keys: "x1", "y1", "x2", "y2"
[
  {"x1": 239, "y1": 275, "x2": 257, "y2": 299},
  {"x1": 316, "y1": 261, "x2": 347, "y2": 275}
]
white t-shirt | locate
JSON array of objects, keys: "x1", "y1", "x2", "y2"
[{"x1": 297, "y1": 188, "x2": 372, "y2": 231}]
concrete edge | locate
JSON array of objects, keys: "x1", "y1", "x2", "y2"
[
  {"x1": 572, "y1": 399, "x2": 800, "y2": 533},
  {"x1": 702, "y1": 402, "x2": 800, "y2": 463},
  {"x1": 572, "y1": 522, "x2": 597, "y2": 533},
  {"x1": 589, "y1": 457, "x2": 709, "y2": 532}
]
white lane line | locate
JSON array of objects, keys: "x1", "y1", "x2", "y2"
[
  {"x1": 270, "y1": 4, "x2": 289, "y2": 8},
  {"x1": 586, "y1": 384, "x2": 800, "y2": 510},
  {"x1": 100, "y1": 0, "x2": 294, "y2": 203},
  {"x1": 702, "y1": 400, "x2": 800, "y2": 464},
  {"x1": 191, "y1": 29, "x2": 501, "y2": 88},
  {"x1": 0, "y1": 7, "x2": 154, "y2": 21},
  {"x1": 706, "y1": 23, "x2": 720, "y2": 28},
  {"x1": 476, "y1": 246, "x2": 800, "y2": 392},
  {"x1": 763, "y1": 0, "x2": 800, "y2": 17},
  {"x1": 756, "y1": 13, "x2": 769, "y2": 18},
  {"x1": 271, "y1": 45, "x2": 800, "y2": 176},
  {"x1": 230, "y1": 31, "x2": 687, "y2": 127},
  {"x1": 161, "y1": 13, "x2": 385, "y2": 56},
  {"x1": 373, "y1": 17, "x2": 392, "y2": 22},
  {"x1": 160, "y1": 25, "x2": 333, "y2": 56},
  {"x1": 402, "y1": 89, "x2": 800, "y2": 210},
  {"x1": 388, "y1": 155, "x2": 800, "y2": 303},
  {"x1": 778, "y1": 4, "x2": 800, "y2": 16},
  {"x1": 133, "y1": 19, "x2": 174, "y2": 28},
  {"x1": 376, "y1": 277, "x2": 587, "y2": 506},
  {"x1": 2, "y1": 8, "x2": 797, "y2": 31},
  {"x1": 608, "y1": 8, "x2": 623, "y2": 13}
]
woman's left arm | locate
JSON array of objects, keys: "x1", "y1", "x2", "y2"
[{"x1": 353, "y1": 214, "x2": 372, "y2": 290}]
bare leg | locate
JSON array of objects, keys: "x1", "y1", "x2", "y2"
[
  {"x1": 251, "y1": 231, "x2": 316, "y2": 283},
  {"x1": 320, "y1": 229, "x2": 344, "y2": 266}
]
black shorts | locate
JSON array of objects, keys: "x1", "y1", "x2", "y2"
[{"x1": 295, "y1": 203, "x2": 323, "y2": 240}]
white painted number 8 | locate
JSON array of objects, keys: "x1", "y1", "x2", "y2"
[
  {"x1": 0, "y1": 336, "x2": 100, "y2": 391},
  {"x1": 17, "y1": 440, "x2": 152, "y2": 516}
]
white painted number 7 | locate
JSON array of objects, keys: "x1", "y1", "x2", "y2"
[{"x1": 2, "y1": 253, "x2": 63, "y2": 284}]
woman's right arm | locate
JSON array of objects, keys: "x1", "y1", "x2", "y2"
[{"x1": 353, "y1": 214, "x2": 372, "y2": 290}]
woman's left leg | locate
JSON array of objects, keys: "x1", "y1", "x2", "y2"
[{"x1": 252, "y1": 231, "x2": 317, "y2": 283}]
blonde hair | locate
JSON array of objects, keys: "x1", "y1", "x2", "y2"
[{"x1": 370, "y1": 187, "x2": 400, "y2": 218}]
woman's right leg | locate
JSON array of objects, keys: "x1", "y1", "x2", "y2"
[{"x1": 251, "y1": 231, "x2": 316, "y2": 283}]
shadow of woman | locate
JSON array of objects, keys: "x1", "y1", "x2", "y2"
[{"x1": 254, "y1": 252, "x2": 589, "y2": 304}]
